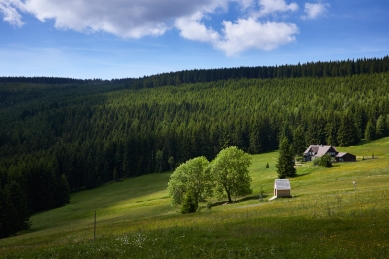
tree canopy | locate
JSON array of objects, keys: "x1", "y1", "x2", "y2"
[
  {"x1": 167, "y1": 156, "x2": 212, "y2": 207},
  {"x1": 210, "y1": 146, "x2": 252, "y2": 203}
]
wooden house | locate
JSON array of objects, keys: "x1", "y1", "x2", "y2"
[
  {"x1": 274, "y1": 179, "x2": 291, "y2": 197},
  {"x1": 303, "y1": 145, "x2": 338, "y2": 162},
  {"x1": 303, "y1": 145, "x2": 356, "y2": 162}
]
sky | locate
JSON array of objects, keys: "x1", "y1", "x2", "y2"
[{"x1": 0, "y1": 0, "x2": 388, "y2": 80}]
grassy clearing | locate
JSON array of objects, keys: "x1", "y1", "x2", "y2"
[{"x1": 1, "y1": 138, "x2": 389, "y2": 258}]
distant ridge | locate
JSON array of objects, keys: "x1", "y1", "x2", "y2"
[
  {"x1": 112, "y1": 56, "x2": 389, "y2": 89},
  {"x1": 1, "y1": 56, "x2": 388, "y2": 87}
]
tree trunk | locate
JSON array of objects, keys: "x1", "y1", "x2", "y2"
[{"x1": 227, "y1": 192, "x2": 232, "y2": 203}]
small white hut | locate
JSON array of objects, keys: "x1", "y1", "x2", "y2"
[{"x1": 273, "y1": 179, "x2": 291, "y2": 197}]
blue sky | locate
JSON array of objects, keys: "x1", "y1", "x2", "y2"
[{"x1": 0, "y1": 0, "x2": 388, "y2": 79}]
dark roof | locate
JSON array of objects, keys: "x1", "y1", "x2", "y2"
[{"x1": 335, "y1": 152, "x2": 355, "y2": 158}]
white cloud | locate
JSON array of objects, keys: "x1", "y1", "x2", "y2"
[
  {"x1": 302, "y1": 2, "x2": 329, "y2": 20},
  {"x1": 0, "y1": 0, "x2": 301, "y2": 55},
  {"x1": 176, "y1": 15, "x2": 299, "y2": 56},
  {"x1": 10, "y1": 0, "x2": 227, "y2": 38},
  {"x1": 175, "y1": 12, "x2": 220, "y2": 43},
  {"x1": 216, "y1": 18, "x2": 299, "y2": 56},
  {"x1": 0, "y1": 0, "x2": 24, "y2": 26},
  {"x1": 257, "y1": 0, "x2": 299, "y2": 17}
]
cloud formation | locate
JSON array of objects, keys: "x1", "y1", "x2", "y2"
[
  {"x1": 302, "y1": 2, "x2": 329, "y2": 20},
  {"x1": 0, "y1": 0, "x2": 23, "y2": 26},
  {"x1": 217, "y1": 19, "x2": 298, "y2": 56},
  {"x1": 256, "y1": 0, "x2": 298, "y2": 17},
  {"x1": 0, "y1": 0, "x2": 315, "y2": 55}
]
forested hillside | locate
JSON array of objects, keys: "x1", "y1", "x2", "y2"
[{"x1": 1, "y1": 57, "x2": 389, "y2": 238}]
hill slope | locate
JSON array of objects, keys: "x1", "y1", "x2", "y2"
[{"x1": 1, "y1": 137, "x2": 388, "y2": 258}]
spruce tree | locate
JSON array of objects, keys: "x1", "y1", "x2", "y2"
[
  {"x1": 276, "y1": 137, "x2": 296, "y2": 179},
  {"x1": 364, "y1": 120, "x2": 376, "y2": 141},
  {"x1": 337, "y1": 112, "x2": 359, "y2": 146}
]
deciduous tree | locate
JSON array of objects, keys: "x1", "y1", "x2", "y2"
[
  {"x1": 210, "y1": 146, "x2": 252, "y2": 203},
  {"x1": 167, "y1": 156, "x2": 212, "y2": 208}
]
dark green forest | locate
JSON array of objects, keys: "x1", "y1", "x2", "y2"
[{"x1": 1, "y1": 56, "x2": 389, "y2": 238}]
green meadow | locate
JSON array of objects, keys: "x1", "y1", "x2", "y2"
[{"x1": 1, "y1": 138, "x2": 389, "y2": 258}]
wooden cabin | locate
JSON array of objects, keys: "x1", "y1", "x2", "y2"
[
  {"x1": 335, "y1": 152, "x2": 356, "y2": 162},
  {"x1": 274, "y1": 179, "x2": 291, "y2": 197}
]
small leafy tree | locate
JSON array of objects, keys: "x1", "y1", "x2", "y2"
[
  {"x1": 210, "y1": 146, "x2": 252, "y2": 203},
  {"x1": 167, "y1": 156, "x2": 212, "y2": 207},
  {"x1": 319, "y1": 154, "x2": 332, "y2": 167},
  {"x1": 276, "y1": 137, "x2": 296, "y2": 178},
  {"x1": 266, "y1": 162, "x2": 269, "y2": 168}
]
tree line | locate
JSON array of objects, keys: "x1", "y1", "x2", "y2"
[
  {"x1": 1, "y1": 58, "x2": 389, "y2": 238},
  {"x1": 113, "y1": 56, "x2": 389, "y2": 89},
  {"x1": 2, "y1": 56, "x2": 389, "y2": 88}
]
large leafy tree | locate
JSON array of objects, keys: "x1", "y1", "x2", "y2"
[
  {"x1": 210, "y1": 146, "x2": 252, "y2": 203},
  {"x1": 167, "y1": 156, "x2": 212, "y2": 208},
  {"x1": 276, "y1": 137, "x2": 296, "y2": 179}
]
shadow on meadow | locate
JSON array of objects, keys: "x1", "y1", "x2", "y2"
[{"x1": 210, "y1": 194, "x2": 269, "y2": 208}]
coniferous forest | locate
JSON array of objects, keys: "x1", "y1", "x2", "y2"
[{"x1": 1, "y1": 56, "x2": 389, "y2": 238}]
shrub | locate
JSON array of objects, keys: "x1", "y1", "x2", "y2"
[
  {"x1": 181, "y1": 191, "x2": 198, "y2": 214},
  {"x1": 313, "y1": 157, "x2": 320, "y2": 166},
  {"x1": 319, "y1": 154, "x2": 332, "y2": 167}
]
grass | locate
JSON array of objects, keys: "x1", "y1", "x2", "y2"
[{"x1": 1, "y1": 138, "x2": 389, "y2": 258}]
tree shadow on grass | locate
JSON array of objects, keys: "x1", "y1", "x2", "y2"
[{"x1": 210, "y1": 194, "x2": 269, "y2": 208}]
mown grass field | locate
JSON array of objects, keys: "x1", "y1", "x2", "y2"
[{"x1": 1, "y1": 138, "x2": 389, "y2": 258}]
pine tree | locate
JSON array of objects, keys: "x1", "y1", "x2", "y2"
[
  {"x1": 180, "y1": 190, "x2": 198, "y2": 214},
  {"x1": 292, "y1": 125, "x2": 306, "y2": 155},
  {"x1": 276, "y1": 137, "x2": 296, "y2": 179},
  {"x1": 337, "y1": 112, "x2": 359, "y2": 146},
  {"x1": 364, "y1": 120, "x2": 376, "y2": 141},
  {"x1": 376, "y1": 115, "x2": 386, "y2": 139}
]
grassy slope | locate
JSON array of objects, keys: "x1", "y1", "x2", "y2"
[{"x1": 1, "y1": 138, "x2": 389, "y2": 258}]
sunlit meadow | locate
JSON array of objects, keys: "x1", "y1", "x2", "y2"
[{"x1": 1, "y1": 138, "x2": 389, "y2": 258}]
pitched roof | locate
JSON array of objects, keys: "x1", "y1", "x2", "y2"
[
  {"x1": 335, "y1": 152, "x2": 347, "y2": 158},
  {"x1": 274, "y1": 179, "x2": 291, "y2": 190},
  {"x1": 304, "y1": 145, "x2": 338, "y2": 156},
  {"x1": 303, "y1": 145, "x2": 319, "y2": 154},
  {"x1": 316, "y1": 146, "x2": 332, "y2": 156}
]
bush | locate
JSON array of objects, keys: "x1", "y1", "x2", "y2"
[
  {"x1": 313, "y1": 157, "x2": 320, "y2": 166},
  {"x1": 181, "y1": 191, "x2": 198, "y2": 214},
  {"x1": 319, "y1": 154, "x2": 332, "y2": 167}
]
